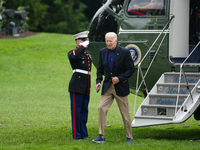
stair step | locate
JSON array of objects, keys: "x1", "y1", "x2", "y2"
[
  {"x1": 141, "y1": 104, "x2": 179, "y2": 117},
  {"x1": 149, "y1": 94, "x2": 188, "y2": 105},
  {"x1": 141, "y1": 104, "x2": 180, "y2": 108},
  {"x1": 164, "y1": 72, "x2": 200, "y2": 83},
  {"x1": 157, "y1": 83, "x2": 195, "y2": 94},
  {"x1": 134, "y1": 115, "x2": 173, "y2": 120}
]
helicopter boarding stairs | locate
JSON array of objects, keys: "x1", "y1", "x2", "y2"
[
  {"x1": 131, "y1": 72, "x2": 200, "y2": 128},
  {"x1": 131, "y1": 24, "x2": 200, "y2": 127}
]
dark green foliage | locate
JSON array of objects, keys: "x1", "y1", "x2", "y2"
[
  {"x1": 4, "y1": 0, "x2": 48, "y2": 30},
  {"x1": 2, "y1": 0, "x2": 103, "y2": 33},
  {"x1": 41, "y1": 0, "x2": 89, "y2": 34},
  {"x1": 81, "y1": 0, "x2": 103, "y2": 21}
]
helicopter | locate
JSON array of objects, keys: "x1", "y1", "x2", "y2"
[{"x1": 87, "y1": 0, "x2": 200, "y2": 127}]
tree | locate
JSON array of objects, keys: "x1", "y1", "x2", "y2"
[
  {"x1": 81, "y1": 0, "x2": 103, "y2": 21},
  {"x1": 40, "y1": 0, "x2": 89, "y2": 34},
  {"x1": 3, "y1": 0, "x2": 104, "y2": 33},
  {"x1": 0, "y1": 0, "x2": 5, "y2": 29},
  {"x1": 4, "y1": 0, "x2": 48, "y2": 31}
]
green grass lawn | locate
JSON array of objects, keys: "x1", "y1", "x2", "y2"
[{"x1": 0, "y1": 33, "x2": 200, "y2": 150}]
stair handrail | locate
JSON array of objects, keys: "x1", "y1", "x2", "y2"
[
  {"x1": 134, "y1": 15, "x2": 175, "y2": 117},
  {"x1": 174, "y1": 41, "x2": 200, "y2": 116}
]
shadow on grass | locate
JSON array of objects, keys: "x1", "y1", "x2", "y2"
[
  {"x1": 98, "y1": 125, "x2": 200, "y2": 141},
  {"x1": 132, "y1": 126, "x2": 200, "y2": 141}
]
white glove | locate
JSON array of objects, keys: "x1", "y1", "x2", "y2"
[{"x1": 80, "y1": 40, "x2": 89, "y2": 47}]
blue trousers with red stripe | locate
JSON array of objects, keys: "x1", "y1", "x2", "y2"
[{"x1": 70, "y1": 92, "x2": 89, "y2": 139}]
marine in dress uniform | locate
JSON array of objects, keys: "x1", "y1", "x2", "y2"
[{"x1": 68, "y1": 31, "x2": 92, "y2": 139}]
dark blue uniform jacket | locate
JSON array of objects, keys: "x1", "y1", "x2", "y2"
[{"x1": 68, "y1": 45, "x2": 92, "y2": 95}]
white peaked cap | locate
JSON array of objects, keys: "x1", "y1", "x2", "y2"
[{"x1": 73, "y1": 31, "x2": 89, "y2": 40}]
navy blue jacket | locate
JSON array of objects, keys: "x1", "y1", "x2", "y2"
[{"x1": 96, "y1": 45, "x2": 135, "y2": 96}]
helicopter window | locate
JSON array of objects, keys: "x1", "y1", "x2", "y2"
[
  {"x1": 108, "y1": 0, "x2": 125, "y2": 14},
  {"x1": 127, "y1": 0, "x2": 165, "y2": 16},
  {"x1": 88, "y1": 10, "x2": 118, "y2": 42},
  {"x1": 88, "y1": 0, "x2": 125, "y2": 42}
]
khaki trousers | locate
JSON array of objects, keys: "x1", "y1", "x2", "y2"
[{"x1": 98, "y1": 83, "x2": 132, "y2": 138}]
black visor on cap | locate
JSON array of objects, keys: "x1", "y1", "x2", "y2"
[{"x1": 76, "y1": 37, "x2": 88, "y2": 41}]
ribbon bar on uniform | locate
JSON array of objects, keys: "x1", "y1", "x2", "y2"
[{"x1": 73, "y1": 69, "x2": 91, "y2": 75}]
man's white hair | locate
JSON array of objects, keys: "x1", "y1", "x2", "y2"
[{"x1": 105, "y1": 32, "x2": 117, "y2": 41}]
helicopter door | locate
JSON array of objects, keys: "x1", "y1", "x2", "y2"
[
  {"x1": 169, "y1": 0, "x2": 189, "y2": 59},
  {"x1": 189, "y1": 0, "x2": 200, "y2": 45}
]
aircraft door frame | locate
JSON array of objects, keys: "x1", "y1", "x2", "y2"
[{"x1": 169, "y1": 0, "x2": 189, "y2": 58}]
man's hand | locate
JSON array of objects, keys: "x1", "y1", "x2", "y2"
[
  {"x1": 112, "y1": 77, "x2": 119, "y2": 84},
  {"x1": 96, "y1": 83, "x2": 101, "y2": 92}
]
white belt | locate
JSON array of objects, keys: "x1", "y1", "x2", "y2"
[{"x1": 73, "y1": 69, "x2": 91, "y2": 75}]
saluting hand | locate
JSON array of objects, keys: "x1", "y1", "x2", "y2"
[{"x1": 80, "y1": 40, "x2": 89, "y2": 48}]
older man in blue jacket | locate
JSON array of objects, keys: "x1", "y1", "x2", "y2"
[{"x1": 92, "y1": 32, "x2": 135, "y2": 143}]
